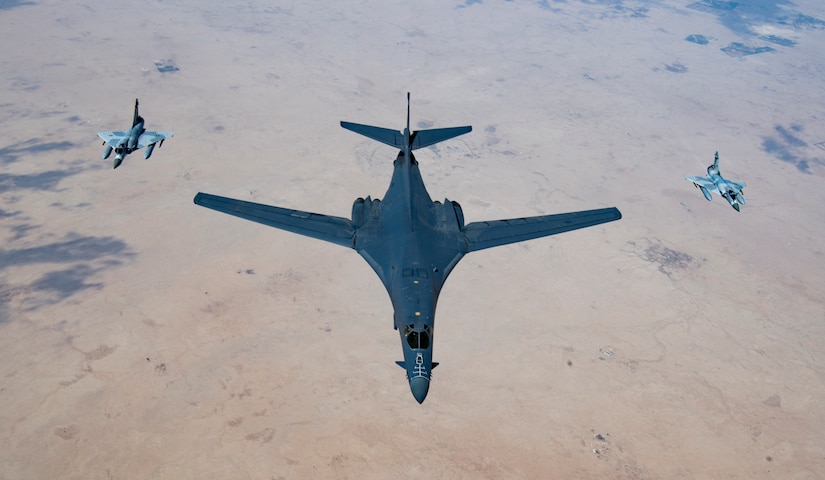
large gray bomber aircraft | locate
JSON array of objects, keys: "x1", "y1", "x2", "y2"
[
  {"x1": 685, "y1": 151, "x2": 746, "y2": 211},
  {"x1": 98, "y1": 99, "x2": 173, "y2": 169},
  {"x1": 194, "y1": 94, "x2": 622, "y2": 403}
]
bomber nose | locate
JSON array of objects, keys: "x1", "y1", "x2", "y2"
[{"x1": 409, "y1": 377, "x2": 430, "y2": 404}]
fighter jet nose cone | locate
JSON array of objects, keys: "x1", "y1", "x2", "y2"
[
  {"x1": 733, "y1": 204, "x2": 740, "y2": 212},
  {"x1": 410, "y1": 377, "x2": 430, "y2": 404},
  {"x1": 113, "y1": 158, "x2": 122, "y2": 169}
]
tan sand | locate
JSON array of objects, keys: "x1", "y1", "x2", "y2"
[{"x1": 1, "y1": 1, "x2": 824, "y2": 478}]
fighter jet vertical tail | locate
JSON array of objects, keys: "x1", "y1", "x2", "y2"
[
  {"x1": 340, "y1": 93, "x2": 472, "y2": 155},
  {"x1": 132, "y1": 98, "x2": 140, "y2": 127},
  {"x1": 713, "y1": 151, "x2": 719, "y2": 171}
]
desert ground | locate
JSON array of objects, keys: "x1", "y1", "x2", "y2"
[{"x1": 1, "y1": 1, "x2": 824, "y2": 478}]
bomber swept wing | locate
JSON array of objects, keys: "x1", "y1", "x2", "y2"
[
  {"x1": 463, "y1": 208, "x2": 621, "y2": 252},
  {"x1": 193, "y1": 193, "x2": 355, "y2": 248}
]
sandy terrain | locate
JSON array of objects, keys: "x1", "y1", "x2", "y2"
[{"x1": 1, "y1": 1, "x2": 824, "y2": 478}]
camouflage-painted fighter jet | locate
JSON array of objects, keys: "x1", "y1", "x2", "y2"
[
  {"x1": 685, "y1": 151, "x2": 746, "y2": 211},
  {"x1": 194, "y1": 94, "x2": 622, "y2": 403},
  {"x1": 98, "y1": 99, "x2": 173, "y2": 169}
]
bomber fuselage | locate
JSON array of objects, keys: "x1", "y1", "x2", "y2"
[{"x1": 352, "y1": 148, "x2": 466, "y2": 402}]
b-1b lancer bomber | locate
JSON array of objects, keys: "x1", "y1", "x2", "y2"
[
  {"x1": 194, "y1": 94, "x2": 622, "y2": 403},
  {"x1": 97, "y1": 99, "x2": 174, "y2": 169},
  {"x1": 685, "y1": 151, "x2": 746, "y2": 211}
]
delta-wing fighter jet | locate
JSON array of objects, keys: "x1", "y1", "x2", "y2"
[
  {"x1": 194, "y1": 94, "x2": 622, "y2": 403},
  {"x1": 98, "y1": 99, "x2": 173, "y2": 169},
  {"x1": 685, "y1": 151, "x2": 746, "y2": 211}
]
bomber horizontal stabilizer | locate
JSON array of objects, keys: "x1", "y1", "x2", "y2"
[
  {"x1": 341, "y1": 124, "x2": 471, "y2": 151},
  {"x1": 341, "y1": 122, "x2": 404, "y2": 149},
  {"x1": 410, "y1": 126, "x2": 472, "y2": 150}
]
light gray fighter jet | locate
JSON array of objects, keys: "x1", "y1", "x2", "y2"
[
  {"x1": 685, "y1": 151, "x2": 746, "y2": 211},
  {"x1": 97, "y1": 99, "x2": 173, "y2": 169},
  {"x1": 194, "y1": 94, "x2": 621, "y2": 403}
]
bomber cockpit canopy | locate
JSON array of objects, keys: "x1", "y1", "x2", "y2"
[{"x1": 404, "y1": 324, "x2": 431, "y2": 350}]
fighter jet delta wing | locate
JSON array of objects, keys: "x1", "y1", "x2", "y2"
[
  {"x1": 193, "y1": 193, "x2": 356, "y2": 248},
  {"x1": 726, "y1": 179, "x2": 747, "y2": 191},
  {"x1": 684, "y1": 175, "x2": 714, "y2": 189},
  {"x1": 97, "y1": 131, "x2": 129, "y2": 147},
  {"x1": 462, "y1": 207, "x2": 622, "y2": 252},
  {"x1": 137, "y1": 131, "x2": 174, "y2": 149}
]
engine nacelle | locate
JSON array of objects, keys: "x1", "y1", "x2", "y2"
[
  {"x1": 144, "y1": 143, "x2": 156, "y2": 159},
  {"x1": 450, "y1": 200, "x2": 465, "y2": 228},
  {"x1": 102, "y1": 145, "x2": 113, "y2": 159},
  {"x1": 352, "y1": 197, "x2": 365, "y2": 227},
  {"x1": 352, "y1": 196, "x2": 381, "y2": 228}
]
